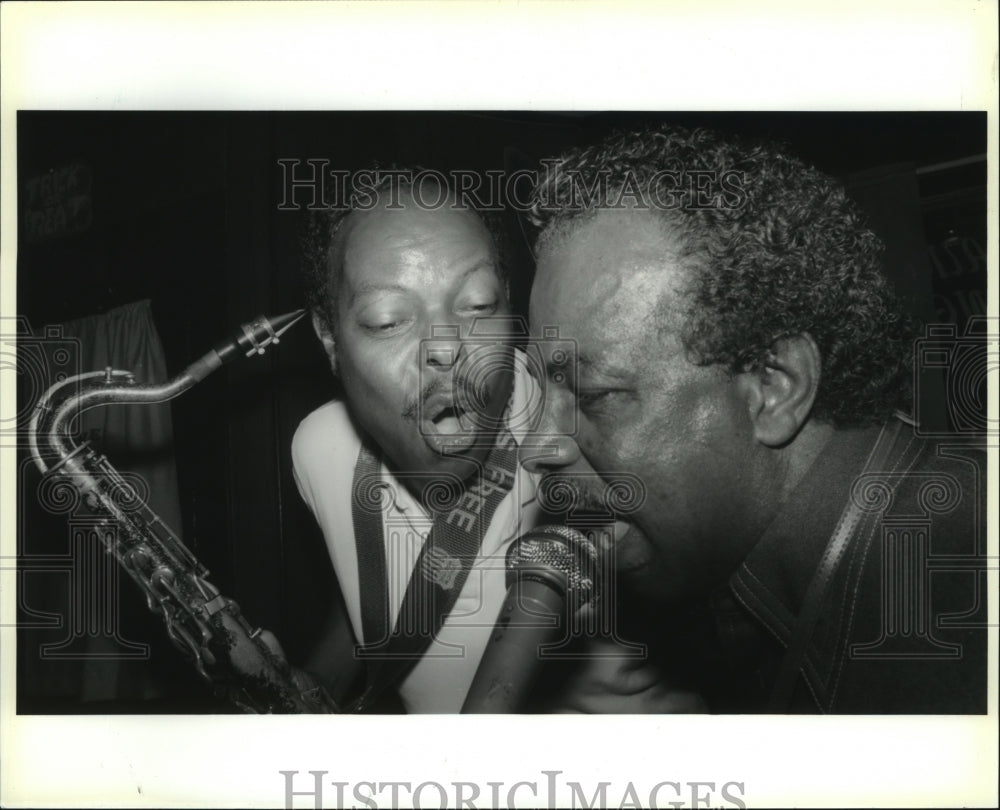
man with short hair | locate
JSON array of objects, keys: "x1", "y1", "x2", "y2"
[
  {"x1": 293, "y1": 173, "x2": 543, "y2": 712},
  {"x1": 523, "y1": 126, "x2": 987, "y2": 713}
]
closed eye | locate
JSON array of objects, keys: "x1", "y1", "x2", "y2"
[
  {"x1": 362, "y1": 318, "x2": 410, "y2": 335},
  {"x1": 461, "y1": 300, "x2": 499, "y2": 315},
  {"x1": 576, "y1": 389, "x2": 627, "y2": 411}
]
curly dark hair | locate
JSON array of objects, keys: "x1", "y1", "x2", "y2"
[
  {"x1": 300, "y1": 167, "x2": 511, "y2": 340},
  {"x1": 528, "y1": 125, "x2": 917, "y2": 428}
]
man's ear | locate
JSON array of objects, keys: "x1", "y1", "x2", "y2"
[
  {"x1": 737, "y1": 333, "x2": 821, "y2": 448},
  {"x1": 311, "y1": 312, "x2": 338, "y2": 375}
]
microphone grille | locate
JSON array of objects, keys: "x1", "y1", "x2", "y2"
[{"x1": 505, "y1": 525, "x2": 601, "y2": 609}]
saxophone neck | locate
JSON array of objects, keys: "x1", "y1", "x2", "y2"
[
  {"x1": 32, "y1": 309, "x2": 308, "y2": 470},
  {"x1": 194, "y1": 309, "x2": 308, "y2": 380}
]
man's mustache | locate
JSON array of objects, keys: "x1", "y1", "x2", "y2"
[
  {"x1": 537, "y1": 471, "x2": 648, "y2": 516},
  {"x1": 401, "y1": 375, "x2": 491, "y2": 422},
  {"x1": 538, "y1": 472, "x2": 610, "y2": 514}
]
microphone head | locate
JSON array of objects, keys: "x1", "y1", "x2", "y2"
[{"x1": 505, "y1": 525, "x2": 601, "y2": 611}]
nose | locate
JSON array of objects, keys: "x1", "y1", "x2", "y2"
[
  {"x1": 520, "y1": 386, "x2": 581, "y2": 474},
  {"x1": 521, "y1": 434, "x2": 582, "y2": 474},
  {"x1": 423, "y1": 325, "x2": 463, "y2": 370}
]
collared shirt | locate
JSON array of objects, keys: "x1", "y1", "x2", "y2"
[
  {"x1": 710, "y1": 418, "x2": 987, "y2": 713},
  {"x1": 292, "y1": 360, "x2": 543, "y2": 713}
]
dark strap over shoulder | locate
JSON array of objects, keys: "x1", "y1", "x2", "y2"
[
  {"x1": 767, "y1": 417, "x2": 913, "y2": 712},
  {"x1": 351, "y1": 440, "x2": 391, "y2": 657},
  {"x1": 348, "y1": 432, "x2": 518, "y2": 711}
]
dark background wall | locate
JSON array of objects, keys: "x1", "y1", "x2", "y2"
[{"x1": 14, "y1": 111, "x2": 987, "y2": 711}]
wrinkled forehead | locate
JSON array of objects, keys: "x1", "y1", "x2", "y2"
[
  {"x1": 530, "y1": 209, "x2": 693, "y2": 349},
  {"x1": 338, "y1": 192, "x2": 497, "y2": 283}
]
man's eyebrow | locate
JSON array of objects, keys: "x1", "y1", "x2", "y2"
[
  {"x1": 455, "y1": 259, "x2": 497, "y2": 281},
  {"x1": 577, "y1": 356, "x2": 633, "y2": 380},
  {"x1": 544, "y1": 352, "x2": 632, "y2": 380},
  {"x1": 349, "y1": 260, "x2": 496, "y2": 305},
  {"x1": 349, "y1": 281, "x2": 408, "y2": 303}
]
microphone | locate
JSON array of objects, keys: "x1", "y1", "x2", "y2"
[{"x1": 462, "y1": 525, "x2": 601, "y2": 713}]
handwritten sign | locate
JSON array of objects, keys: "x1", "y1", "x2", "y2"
[{"x1": 23, "y1": 163, "x2": 93, "y2": 243}]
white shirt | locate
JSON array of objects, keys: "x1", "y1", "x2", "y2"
[{"x1": 291, "y1": 360, "x2": 542, "y2": 713}]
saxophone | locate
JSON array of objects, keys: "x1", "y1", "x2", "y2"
[{"x1": 27, "y1": 310, "x2": 339, "y2": 713}]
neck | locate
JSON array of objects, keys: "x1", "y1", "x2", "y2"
[
  {"x1": 402, "y1": 432, "x2": 509, "y2": 505},
  {"x1": 741, "y1": 418, "x2": 837, "y2": 538},
  {"x1": 776, "y1": 418, "x2": 836, "y2": 503}
]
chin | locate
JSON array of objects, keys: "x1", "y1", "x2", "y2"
[
  {"x1": 617, "y1": 564, "x2": 688, "y2": 606},
  {"x1": 608, "y1": 522, "x2": 704, "y2": 606},
  {"x1": 423, "y1": 443, "x2": 490, "y2": 480}
]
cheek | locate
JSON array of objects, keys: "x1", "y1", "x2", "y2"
[
  {"x1": 580, "y1": 423, "x2": 681, "y2": 505},
  {"x1": 576, "y1": 378, "x2": 748, "y2": 505},
  {"x1": 574, "y1": 415, "x2": 658, "y2": 488},
  {"x1": 339, "y1": 334, "x2": 418, "y2": 410}
]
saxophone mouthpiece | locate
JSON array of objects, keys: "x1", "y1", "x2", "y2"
[
  {"x1": 206, "y1": 309, "x2": 309, "y2": 370},
  {"x1": 267, "y1": 309, "x2": 308, "y2": 341},
  {"x1": 242, "y1": 309, "x2": 308, "y2": 356}
]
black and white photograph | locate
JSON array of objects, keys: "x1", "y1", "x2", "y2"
[{"x1": 1, "y1": 3, "x2": 996, "y2": 809}]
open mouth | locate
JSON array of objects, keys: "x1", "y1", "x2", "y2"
[
  {"x1": 420, "y1": 393, "x2": 480, "y2": 453},
  {"x1": 604, "y1": 521, "x2": 656, "y2": 575},
  {"x1": 428, "y1": 405, "x2": 468, "y2": 436},
  {"x1": 562, "y1": 519, "x2": 647, "y2": 574}
]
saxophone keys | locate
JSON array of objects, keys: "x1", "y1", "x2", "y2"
[{"x1": 200, "y1": 594, "x2": 228, "y2": 617}]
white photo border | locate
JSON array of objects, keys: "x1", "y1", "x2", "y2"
[{"x1": 1, "y1": 2, "x2": 997, "y2": 808}]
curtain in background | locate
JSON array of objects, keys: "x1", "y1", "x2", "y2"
[{"x1": 21, "y1": 299, "x2": 185, "y2": 704}]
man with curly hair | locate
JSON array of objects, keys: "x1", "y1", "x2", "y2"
[{"x1": 522, "y1": 125, "x2": 985, "y2": 713}]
